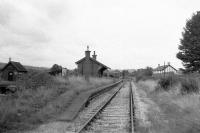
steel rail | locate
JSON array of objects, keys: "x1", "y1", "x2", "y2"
[
  {"x1": 76, "y1": 83, "x2": 124, "y2": 133},
  {"x1": 130, "y1": 82, "x2": 135, "y2": 133}
]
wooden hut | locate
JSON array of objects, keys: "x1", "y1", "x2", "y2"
[{"x1": 1, "y1": 59, "x2": 27, "y2": 81}]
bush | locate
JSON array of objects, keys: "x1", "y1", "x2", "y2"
[
  {"x1": 157, "y1": 76, "x2": 178, "y2": 91},
  {"x1": 49, "y1": 64, "x2": 62, "y2": 76},
  {"x1": 16, "y1": 72, "x2": 54, "y2": 90},
  {"x1": 156, "y1": 75, "x2": 199, "y2": 94},
  {"x1": 180, "y1": 77, "x2": 199, "y2": 94},
  {"x1": 135, "y1": 74, "x2": 143, "y2": 82},
  {"x1": 134, "y1": 67, "x2": 153, "y2": 82}
]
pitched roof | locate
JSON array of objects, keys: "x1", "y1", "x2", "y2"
[
  {"x1": 75, "y1": 57, "x2": 85, "y2": 64},
  {"x1": 1, "y1": 61, "x2": 28, "y2": 72},
  {"x1": 76, "y1": 57, "x2": 110, "y2": 69},
  {"x1": 154, "y1": 65, "x2": 177, "y2": 71}
]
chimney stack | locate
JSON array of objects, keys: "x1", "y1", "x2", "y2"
[
  {"x1": 168, "y1": 62, "x2": 170, "y2": 65},
  {"x1": 85, "y1": 46, "x2": 91, "y2": 80},
  {"x1": 85, "y1": 45, "x2": 91, "y2": 59},
  {"x1": 92, "y1": 51, "x2": 97, "y2": 60},
  {"x1": 9, "y1": 57, "x2": 11, "y2": 62},
  {"x1": 158, "y1": 64, "x2": 160, "y2": 67}
]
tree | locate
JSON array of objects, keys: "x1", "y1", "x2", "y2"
[
  {"x1": 134, "y1": 67, "x2": 153, "y2": 82},
  {"x1": 49, "y1": 64, "x2": 62, "y2": 76},
  {"x1": 146, "y1": 67, "x2": 153, "y2": 76},
  {"x1": 177, "y1": 11, "x2": 200, "y2": 72}
]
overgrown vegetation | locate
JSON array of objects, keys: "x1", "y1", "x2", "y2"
[
  {"x1": 49, "y1": 64, "x2": 62, "y2": 75},
  {"x1": 0, "y1": 71, "x2": 113, "y2": 133},
  {"x1": 134, "y1": 67, "x2": 153, "y2": 82},
  {"x1": 157, "y1": 76, "x2": 179, "y2": 91},
  {"x1": 136, "y1": 78, "x2": 200, "y2": 133},
  {"x1": 180, "y1": 77, "x2": 199, "y2": 94},
  {"x1": 157, "y1": 75, "x2": 199, "y2": 94}
]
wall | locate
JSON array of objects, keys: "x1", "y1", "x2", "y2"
[
  {"x1": 1, "y1": 64, "x2": 17, "y2": 81},
  {"x1": 77, "y1": 59, "x2": 102, "y2": 77},
  {"x1": 91, "y1": 61, "x2": 99, "y2": 77}
]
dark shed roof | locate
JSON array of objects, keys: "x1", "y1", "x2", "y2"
[
  {"x1": 1, "y1": 61, "x2": 28, "y2": 72},
  {"x1": 76, "y1": 57, "x2": 110, "y2": 69}
]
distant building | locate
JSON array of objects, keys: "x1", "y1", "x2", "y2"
[
  {"x1": 104, "y1": 69, "x2": 122, "y2": 78},
  {"x1": 1, "y1": 58, "x2": 28, "y2": 81},
  {"x1": 153, "y1": 62, "x2": 177, "y2": 76},
  {"x1": 76, "y1": 46, "x2": 109, "y2": 77},
  {"x1": 62, "y1": 67, "x2": 68, "y2": 76}
]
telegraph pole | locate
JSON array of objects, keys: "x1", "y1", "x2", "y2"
[{"x1": 164, "y1": 62, "x2": 166, "y2": 79}]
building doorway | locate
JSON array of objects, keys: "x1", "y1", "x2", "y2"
[
  {"x1": 8, "y1": 72, "x2": 14, "y2": 81},
  {"x1": 98, "y1": 67, "x2": 107, "y2": 77}
]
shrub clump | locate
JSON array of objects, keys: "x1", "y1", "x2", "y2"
[
  {"x1": 16, "y1": 72, "x2": 54, "y2": 90},
  {"x1": 134, "y1": 67, "x2": 153, "y2": 82},
  {"x1": 156, "y1": 75, "x2": 199, "y2": 94},
  {"x1": 157, "y1": 76, "x2": 178, "y2": 91},
  {"x1": 180, "y1": 77, "x2": 199, "y2": 94}
]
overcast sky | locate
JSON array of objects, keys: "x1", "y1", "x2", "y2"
[{"x1": 0, "y1": 0, "x2": 199, "y2": 69}]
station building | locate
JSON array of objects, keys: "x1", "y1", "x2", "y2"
[{"x1": 76, "y1": 46, "x2": 109, "y2": 77}]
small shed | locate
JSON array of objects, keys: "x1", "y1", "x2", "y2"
[{"x1": 1, "y1": 60, "x2": 28, "y2": 81}]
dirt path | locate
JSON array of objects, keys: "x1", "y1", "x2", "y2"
[{"x1": 131, "y1": 82, "x2": 170, "y2": 133}]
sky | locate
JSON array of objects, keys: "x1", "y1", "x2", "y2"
[{"x1": 0, "y1": 0, "x2": 199, "y2": 69}]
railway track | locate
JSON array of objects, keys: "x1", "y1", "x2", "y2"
[{"x1": 75, "y1": 81, "x2": 135, "y2": 133}]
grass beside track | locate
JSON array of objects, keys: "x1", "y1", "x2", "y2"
[
  {"x1": 135, "y1": 79, "x2": 200, "y2": 133},
  {"x1": 0, "y1": 72, "x2": 114, "y2": 133}
]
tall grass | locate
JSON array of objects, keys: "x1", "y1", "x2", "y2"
[
  {"x1": 0, "y1": 72, "x2": 113, "y2": 132},
  {"x1": 180, "y1": 77, "x2": 199, "y2": 94},
  {"x1": 68, "y1": 76, "x2": 114, "y2": 92},
  {"x1": 157, "y1": 75, "x2": 199, "y2": 94},
  {"x1": 136, "y1": 78, "x2": 200, "y2": 133}
]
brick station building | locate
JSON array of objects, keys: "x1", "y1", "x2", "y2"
[{"x1": 76, "y1": 46, "x2": 109, "y2": 77}]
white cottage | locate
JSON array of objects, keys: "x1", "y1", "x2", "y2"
[{"x1": 153, "y1": 62, "x2": 177, "y2": 76}]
